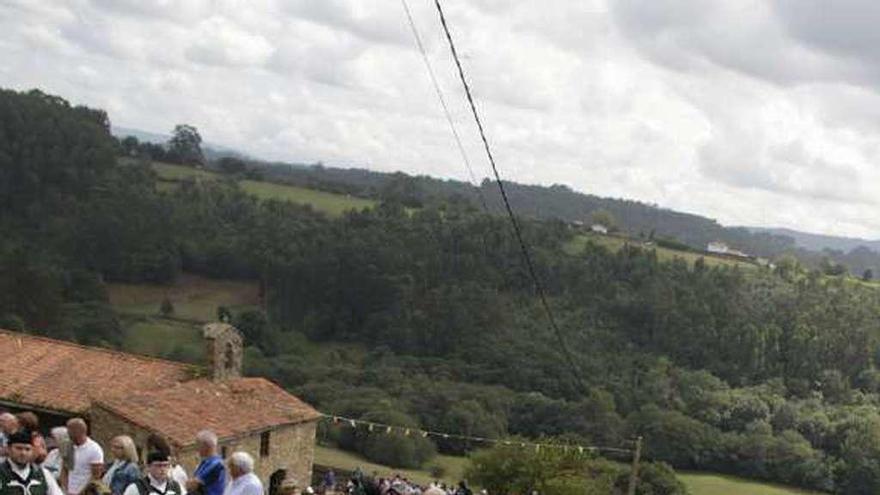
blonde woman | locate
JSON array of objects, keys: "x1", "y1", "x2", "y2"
[{"x1": 102, "y1": 435, "x2": 141, "y2": 495}]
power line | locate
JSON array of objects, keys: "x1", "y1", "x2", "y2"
[
  {"x1": 431, "y1": 0, "x2": 588, "y2": 393},
  {"x1": 399, "y1": 0, "x2": 489, "y2": 212}
]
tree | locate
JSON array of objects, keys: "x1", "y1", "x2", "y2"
[
  {"x1": 591, "y1": 209, "x2": 617, "y2": 231},
  {"x1": 160, "y1": 297, "x2": 174, "y2": 317},
  {"x1": 863, "y1": 269, "x2": 873, "y2": 282},
  {"x1": 819, "y1": 256, "x2": 846, "y2": 276},
  {"x1": 217, "y1": 157, "x2": 247, "y2": 175},
  {"x1": 168, "y1": 124, "x2": 204, "y2": 166}
]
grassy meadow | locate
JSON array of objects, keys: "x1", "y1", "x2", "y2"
[
  {"x1": 108, "y1": 273, "x2": 260, "y2": 322},
  {"x1": 678, "y1": 472, "x2": 823, "y2": 495},
  {"x1": 314, "y1": 445, "x2": 821, "y2": 495},
  {"x1": 148, "y1": 161, "x2": 376, "y2": 216},
  {"x1": 108, "y1": 273, "x2": 259, "y2": 362},
  {"x1": 565, "y1": 233, "x2": 758, "y2": 269}
]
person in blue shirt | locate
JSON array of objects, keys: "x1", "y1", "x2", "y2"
[{"x1": 186, "y1": 431, "x2": 226, "y2": 495}]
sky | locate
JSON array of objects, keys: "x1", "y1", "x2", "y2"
[{"x1": 1, "y1": 0, "x2": 879, "y2": 238}]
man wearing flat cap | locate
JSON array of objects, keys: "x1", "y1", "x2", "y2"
[
  {"x1": 123, "y1": 453, "x2": 183, "y2": 495},
  {"x1": 0, "y1": 429, "x2": 64, "y2": 495}
]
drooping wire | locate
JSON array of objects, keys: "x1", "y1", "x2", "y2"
[
  {"x1": 431, "y1": 0, "x2": 588, "y2": 393},
  {"x1": 399, "y1": 0, "x2": 489, "y2": 212}
]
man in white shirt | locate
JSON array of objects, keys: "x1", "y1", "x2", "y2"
[
  {"x1": 123, "y1": 452, "x2": 184, "y2": 495},
  {"x1": 65, "y1": 418, "x2": 104, "y2": 495},
  {"x1": 223, "y1": 452, "x2": 262, "y2": 495},
  {"x1": 0, "y1": 429, "x2": 64, "y2": 495}
]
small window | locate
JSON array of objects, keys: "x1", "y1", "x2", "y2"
[
  {"x1": 221, "y1": 446, "x2": 228, "y2": 459},
  {"x1": 224, "y1": 342, "x2": 235, "y2": 370},
  {"x1": 260, "y1": 431, "x2": 271, "y2": 458}
]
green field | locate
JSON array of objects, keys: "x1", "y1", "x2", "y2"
[
  {"x1": 565, "y1": 233, "x2": 757, "y2": 269},
  {"x1": 315, "y1": 446, "x2": 467, "y2": 486},
  {"x1": 314, "y1": 446, "x2": 819, "y2": 495},
  {"x1": 239, "y1": 179, "x2": 375, "y2": 216},
  {"x1": 108, "y1": 273, "x2": 260, "y2": 322},
  {"x1": 147, "y1": 161, "x2": 376, "y2": 216},
  {"x1": 109, "y1": 273, "x2": 259, "y2": 362},
  {"x1": 678, "y1": 472, "x2": 823, "y2": 495},
  {"x1": 119, "y1": 315, "x2": 204, "y2": 363}
]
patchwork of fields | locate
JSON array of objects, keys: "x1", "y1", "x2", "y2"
[{"x1": 564, "y1": 232, "x2": 758, "y2": 269}]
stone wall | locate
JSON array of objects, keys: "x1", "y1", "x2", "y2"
[
  {"x1": 89, "y1": 405, "x2": 159, "y2": 461},
  {"x1": 177, "y1": 421, "x2": 318, "y2": 489},
  {"x1": 90, "y1": 407, "x2": 317, "y2": 488},
  {"x1": 202, "y1": 323, "x2": 243, "y2": 381}
]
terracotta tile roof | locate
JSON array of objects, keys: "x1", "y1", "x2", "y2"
[
  {"x1": 96, "y1": 377, "x2": 321, "y2": 448},
  {"x1": 0, "y1": 329, "x2": 193, "y2": 414}
]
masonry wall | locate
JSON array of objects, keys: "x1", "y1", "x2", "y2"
[
  {"x1": 176, "y1": 421, "x2": 318, "y2": 489},
  {"x1": 90, "y1": 407, "x2": 317, "y2": 489},
  {"x1": 89, "y1": 406, "x2": 156, "y2": 462}
]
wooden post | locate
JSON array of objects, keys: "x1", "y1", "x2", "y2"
[{"x1": 626, "y1": 436, "x2": 643, "y2": 495}]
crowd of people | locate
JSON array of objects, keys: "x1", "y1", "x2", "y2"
[
  {"x1": 0, "y1": 411, "x2": 263, "y2": 495},
  {"x1": 325, "y1": 469, "x2": 478, "y2": 495},
  {"x1": 0, "y1": 409, "x2": 485, "y2": 495}
]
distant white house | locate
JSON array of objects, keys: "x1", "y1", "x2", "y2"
[
  {"x1": 707, "y1": 241, "x2": 729, "y2": 254},
  {"x1": 591, "y1": 224, "x2": 609, "y2": 235},
  {"x1": 707, "y1": 241, "x2": 751, "y2": 258}
]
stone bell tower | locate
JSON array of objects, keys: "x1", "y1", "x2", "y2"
[{"x1": 202, "y1": 322, "x2": 243, "y2": 381}]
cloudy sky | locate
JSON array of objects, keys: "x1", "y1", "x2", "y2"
[{"x1": 2, "y1": 0, "x2": 879, "y2": 238}]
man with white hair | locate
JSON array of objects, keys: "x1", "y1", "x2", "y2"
[
  {"x1": 0, "y1": 412, "x2": 19, "y2": 462},
  {"x1": 185, "y1": 431, "x2": 225, "y2": 495},
  {"x1": 223, "y1": 452, "x2": 262, "y2": 495}
]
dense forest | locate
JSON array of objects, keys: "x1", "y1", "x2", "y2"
[
  {"x1": 7, "y1": 88, "x2": 880, "y2": 493},
  {"x1": 122, "y1": 139, "x2": 880, "y2": 278}
]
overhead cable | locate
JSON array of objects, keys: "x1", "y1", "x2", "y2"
[
  {"x1": 430, "y1": 0, "x2": 588, "y2": 394},
  {"x1": 399, "y1": 0, "x2": 489, "y2": 212}
]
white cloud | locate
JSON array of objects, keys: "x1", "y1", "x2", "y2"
[
  {"x1": 2, "y1": 0, "x2": 880, "y2": 238},
  {"x1": 186, "y1": 16, "x2": 274, "y2": 67}
]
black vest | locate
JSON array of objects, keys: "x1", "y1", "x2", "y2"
[
  {"x1": 132, "y1": 477, "x2": 182, "y2": 495},
  {"x1": 0, "y1": 461, "x2": 49, "y2": 495}
]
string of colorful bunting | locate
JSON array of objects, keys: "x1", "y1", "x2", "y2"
[{"x1": 320, "y1": 413, "x2": 634, "y2": 455}]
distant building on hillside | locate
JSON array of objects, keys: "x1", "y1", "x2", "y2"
[
  {"x1": 707, "y1": 241, "x2": 750, "y2": 258},
  {"x1": 0, "y1": 324, "x2": 320, "y2": 491},
  {"x1": 707, "y1": 241, "x2": 729, "y2": 254},
  {"x1": 591, "y1": 224, "x2": 609, "y2": 235}
]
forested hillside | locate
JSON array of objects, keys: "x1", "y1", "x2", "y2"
[
  {"x1": 123, "y1": 128, "x2": 880, "y2": 277},
  {"x1": 7, "y1": 88, "x2": 880, "y2": 493}
]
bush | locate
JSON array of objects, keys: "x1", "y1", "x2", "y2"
[{"x1": 615, "y1": 462, "x2": 688, "y2": 495}]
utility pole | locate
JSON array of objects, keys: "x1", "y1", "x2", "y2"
[{"x1": 627, "y1": 436, "x2": 643, "y2": 495}]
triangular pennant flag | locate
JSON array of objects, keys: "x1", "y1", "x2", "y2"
[
  {"x1": 368, "y1": 424, "x2": 375, "y2": 432},
  {"x1": 404, "y1": 429, "x2": 411, "y2": 436},
  {"x1": 386, "y1": 426, "x2": 393, "y2": 434},
  {"x1": 349, "y1": 419, "x2": 357, "y2": 428},
  {"x1": 578, "y1": 446, "x2": 584, "y2": 454}
]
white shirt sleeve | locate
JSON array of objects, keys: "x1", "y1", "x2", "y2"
[
  {"x1": 123, "y1": 482, "x2": 141, "y2": 495},
  {"x1": 87, "y1": 442, "x2": 104, "y2": 465},
  {"x1": 243, "y1": 482, "x2": 264, "y2": 495},
  {"x1": 42, "y1": 468, "x2": 65, "y2": 495}
]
